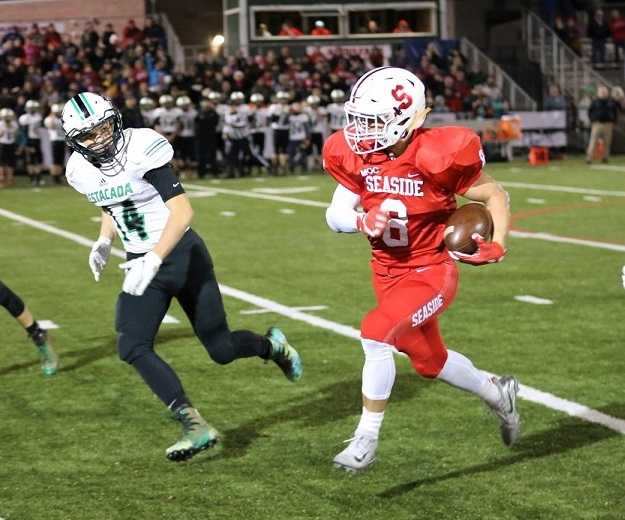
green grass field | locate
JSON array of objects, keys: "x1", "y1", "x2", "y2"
[{"x1": 1, "y1": 158, "x2": 624, "y2": 519}]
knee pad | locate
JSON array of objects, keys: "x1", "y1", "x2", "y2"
[{"x1": 361, "y1": 338, "x2": 396, "y2": 401}]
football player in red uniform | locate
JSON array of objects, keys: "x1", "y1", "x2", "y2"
[{"x1": 323, "y1": 66, "x2": 520, "y2": 472}]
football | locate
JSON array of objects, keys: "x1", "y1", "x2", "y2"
[{"x1": 444, "y1": 203, "x2": 494, "y2": 254}]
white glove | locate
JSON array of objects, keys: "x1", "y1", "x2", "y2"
[
  {"x1": 89, "y1": 236, "x2": 112, "y2": 282},
  {"x1": 118, "y1": 251, "x2": 163, "y2": 296}
]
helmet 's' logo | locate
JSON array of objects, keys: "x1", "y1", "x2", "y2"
[{"x1": 391, "y1": 84, "x2": 413, "y2": 111}]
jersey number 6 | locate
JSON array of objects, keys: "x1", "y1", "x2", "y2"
[{"x1": 380, "y1": 199, "x2": 408, "y2": 247}]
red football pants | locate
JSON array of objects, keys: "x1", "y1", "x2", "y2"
[{"x1": 360, "y1": 260, "x2": 459, "y2": 378}]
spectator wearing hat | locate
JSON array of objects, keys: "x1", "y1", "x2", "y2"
[{"x1": 311, "y1": 21, "x2": 331, "y2": 36}]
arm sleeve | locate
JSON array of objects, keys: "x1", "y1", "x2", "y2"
[
  {"x1": 144, "y1": 164, "x2": 185, "y2": 202},
  {"x1": 325, "y1": 184, "x2": 362, "y2": 233},
  {"x1": 430, "y1": 130, "x2": 485, "y2": 195}
]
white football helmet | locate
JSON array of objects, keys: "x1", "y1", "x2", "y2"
[
  {"x1": 62, "y1": 92, "x2": 124, "y2": 164},
  {"x1": 207, "y1": 91, "x2": 222, "y2": 103},
  {"x1": 250, "y1": 93, "x2": 264, "y2": 105},
  {"x1": 51, "y1": 103, "x2": 63, "y2": 116},
  {"x1": 25, "y1": 100, "x2": 40, "y2": 113},
  {"x1": 306, "y1": 94, "x2": 320, "y2": 106},
  {"x1": 0, "y1": 108, "x2": 16, "y2": 121},
  {"x1": 176, "y1": 95, "x2": 192, "y2": 108},
  {"x1": 276, "y1": 91, "x2": 290, "y2": 103},
  {"x1": 344, "y1": 67, "x2": 428, "y2": 155},
  {"x1": 229, "y1": 91, "x2": 245, "y2": 104},
  {"x1": 158, "y1": 94, "x2": 174, "y2": 108},
  {"x1": 330, "y1": 89, "x2": 345, "y2": 103},
  {"x1": 139, "y1": 97, "x2": 155, "y2": 111}
]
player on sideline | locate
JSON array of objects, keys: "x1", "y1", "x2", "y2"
[
  {"x1": 0, "y1": 280, "x2": 58, "y2": 376},
  {"x1": 323, "y1": 67, "x2": 520, "y2": 472},
  {"x1": 61, "y1": 92, "x2": 303, "y2": 461}
]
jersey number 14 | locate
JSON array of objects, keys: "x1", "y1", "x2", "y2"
[{"x1": 104, "y1": 200, "x2": 148, "y2": 242}]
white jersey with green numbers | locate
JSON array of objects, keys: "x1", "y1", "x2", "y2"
[{"x1": 65, "y1": 127, "x2": 174, "y2": 254}]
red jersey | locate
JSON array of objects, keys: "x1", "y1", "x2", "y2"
[{"x1": 323, "y1": 127, "x2": 484, "y2": 268}]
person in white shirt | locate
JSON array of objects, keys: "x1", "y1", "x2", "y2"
[
  {"x1": 18, "y1": 99, "x2": 44, "y2": 186},
  {"x1": 44, "y1": 103, "x2": 66, "y2": 184},
  {"x1": 62, "y1": 92, "x2": 303, "y2": 462},
  {"x1": 0, "y1": 108, "x2": 19, "y2": 187}
]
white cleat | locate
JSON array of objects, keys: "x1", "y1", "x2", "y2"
[
  {"x1": 333, "y1": 435, "x2": 378, "y2": 473},
  {"x1": 489, "y1": 376, "x2": 521, "y2": 446}
]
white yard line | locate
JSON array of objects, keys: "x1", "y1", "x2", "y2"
[
  {"x1": 500, "y1": 181, "x2": 625, "y2": 197},
  {"x1": 1, "y1": 206, "x2": 624, "y2": 434},
  {"x1": 184, "y1": 183, "x2": 328, "y2": 208},
  {"x1": 241, "y1": 304, "x2": 328, "y2": 315},
  {"x1": 509, "y1": 230, "x2": 625, "y2": 252},
  {"x1": 184, "y1": 183, "x2": 625, "y2": 253},
  {"x1": 589, "y1": 164, "x2": 625, "y2": 172},
  {"x1": 514, "y1": 295, "x2": 554, "y2": 305}
]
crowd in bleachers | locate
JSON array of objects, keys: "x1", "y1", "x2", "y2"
[
  {"x1": 542, "y1": 1, "x2": 625, "y2": 66},
  {"x1": 0, "y1": 20, "x2": 511, "y2": 186}
]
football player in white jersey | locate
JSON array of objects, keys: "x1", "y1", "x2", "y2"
[
  {"x1": 19, "y1": 99, "x2": 44, "y2": 186},
  {"x1": 0, "y1": 108, "x2": 19, "y2": 187},
  {"x1": 305, "y1": 95, "x2": 327, "y2": 171},
  {"x1": 0, "y1": 279, "x2": 59, "y2": 375},
  {"x1": 139, "y1": 97, "x2": 157, "y2": 129},
  {"x1": 286, "y1": 102, "x2": 311, "y2": 173},
  {"x1": 327, "y1": 89, "x2": 347, "y2": 133},
  {"x1": 223, "y1": 91, "x2": 252, "y2": 178},
  {"x1": 269, "y1": 91, "x2": 291, "y2": 175},
  {"x1": 62, "y1": 92, "x2": 303, "y2": 461},
  {"x1": 249, "y1": 93, "x2": 271, "y2": 174},
  {"x1": 175, "y1": 96, "x2": 197, "y2": 174},
  {"x1": 154, "y1": 94, "x2": 183, "y2": 172},
  {"x1": 44, "y1": 103, "x2": 66, "y2": 184}
]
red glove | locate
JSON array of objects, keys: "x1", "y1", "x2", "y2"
[
  {"x1": 357, "y1": 205, "x2": 389, "y2": 238},
  {"x1": 449, "y1": 233, "x2": 506, "y2": 265}
]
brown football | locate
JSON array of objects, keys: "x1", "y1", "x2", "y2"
[{"x1": 444, "y1": 203, "x2": 494, "y2": 254}]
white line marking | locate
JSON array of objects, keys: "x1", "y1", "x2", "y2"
[
  {"x1": 583, "y1": 195, "x2": 602, "y2": 202},
  {"x1": 187, "y1": 191, "x2": 217, "y2": 198},
  {"x1": 220, "y1": 211, "x2": 236, "y2": 217},
  {"x1": 162, "y1": 314, "x2": 180, "y2": 324},
  {"x1": 548, "y1": 166, "x2": 561, "y2": 171},
  {"x1": 589, "y1": 164, "x2": 625, "y2": 172},
  {"x1": 279, "y1": 208, "x2": 295, "y2": 214},
  {"x1": 185, "y1": 183, "x2": 625, "y2": 253},
  {"x1": 509, "y1": 230, "x2": 625, "y2": 252},
  {"x1": 253, "y1": 187, "x2": 319, "y2": 195},
  {"x1": 254, "y1": 177, "x2": 267, "y2": 182},
  {"x1": 38, "y1": 320, "x2": 60, "y2": 330},
  {"x1": 241, "y1": 305, "x2": 328, "y2": 315},
  {"x1": 514, "y1": 295, "x2": 554, "y2": 305},
  {"x1": 2, "y1": 207, "x2": 622, "y2": 434},
  {"x1": 526, "y1": 198, "x2": 545, "y2": 204},
  {"x1": 508, "y1": 167, "x2": 523, "y2": 173},
  {"x1": 90, "y1": 216, "x2": 102, "y2": 223},
  {"x1": 501, "y1": 181, "x2": 625, "y2": 197},
  {"x1": 185, "y1": 183, "x2": 327, "y2": 208}
]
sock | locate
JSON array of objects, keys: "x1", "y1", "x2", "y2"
[
  {"x1": 26, "y1": 321, "x2": 46, "y2": 347},
  {"x1": 131, "y1": 351, "x2": 191, "y2": 410},
  {"x1": 231, "y1": 330, "x2": 271, "y2": 359},
  {"x1": 355, "y1": 407, "x2": 385, "y2": 439},
  {"x1": 437, "y1": 349, "x2": 500, "y2": 407}
]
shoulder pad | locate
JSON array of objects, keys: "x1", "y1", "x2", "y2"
[{"x1": 127, "y1": 128, "x2": 174, "y2": 172}]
